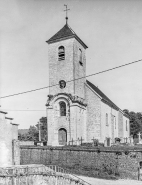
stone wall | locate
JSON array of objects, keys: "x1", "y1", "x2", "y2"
[
  {"x1": 0, "y1": 116, "x2": 13, "y2": 166},
  {"x1": 118, "y1": 111, "x2": 123, "y2": 138},
  {"x1": 0, "y1": 110, "x2": 19, "y2": 166},
  {"x1": 73, "y1": 39, "x2": 86, "y2": 99},
  {"x1": 85, "y1": 84, "x2": 101, "y2": 141},
  {"x1": 12, "y1": 140, "x2": 20, "y2": 165},
  {"x1": 0, "y1": 164, "x2": 87, "y2": 185},
  {"x1": 101, "y1": 102, "x2": 118, "y2": 142},
  {"x1": 48, "y1": 38, "x2": 75, "y2": 96},
  {"x1": 19, "y1": 141, "x2": 34, "y2": 146},
  {"x1": 20, "y1": 146, "x2": 142, "y2": 180}
]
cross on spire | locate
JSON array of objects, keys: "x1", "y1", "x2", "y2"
[{"x1": 64, "y1": 4, "x2": 70, "y2": 24}]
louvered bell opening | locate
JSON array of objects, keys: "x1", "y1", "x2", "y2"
[
  {"x1": 58, "y1": 52, "x2": 65, "y2": 61},
  {"x1": 58, "y1": 46, "x2": 65, "y2": 61}
]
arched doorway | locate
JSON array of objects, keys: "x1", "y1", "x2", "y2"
[{"x1": 58, "y1": 128, "x2": 67, "y2": 145}]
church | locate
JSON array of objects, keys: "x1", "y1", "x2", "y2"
[{"x1": 46, "y1": 19, "x2": 130, "y2": 146}]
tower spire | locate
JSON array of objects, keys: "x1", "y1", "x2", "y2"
[{"x1": 64, "y1": 4, "x2": 70, "y2": 24}]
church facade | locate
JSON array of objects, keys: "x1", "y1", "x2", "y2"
[{"x1": 46, "y1": 23, "x2": 130, "y2": 146}]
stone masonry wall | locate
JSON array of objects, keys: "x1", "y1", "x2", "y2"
[
  {"x1": 48, "y1": 38, "x2": 75, "y2": 96},
  {"x1": 101, "y1": 102, "x2": 118, "y2": 142},
  {"x1": 85, "y1": 85, "x2": 101, "y2": 141},
  {"x1": 20, "y1": 146, "x2": 142, "y2": 180},
  {"x1": 118, "y1": 111, "x2": 123, "y2": 138},
  {"x1": 0, "y1": 115, "x2": 12, "y2": 166},
  {"x1": 73, "y1": 39, "x2": 86, "y2": 99},
  {"x1": 0, "y1": 111, "x2": 19, "y2": 166}
]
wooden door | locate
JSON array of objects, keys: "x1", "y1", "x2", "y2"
[{"x1": 58, "y1": 128, "x2": 67, "y2": 145}]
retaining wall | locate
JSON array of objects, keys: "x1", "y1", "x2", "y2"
[{"x1": 20, "y1": 146, "x2": 142, "y2": 180}]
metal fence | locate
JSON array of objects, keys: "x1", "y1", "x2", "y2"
[{"x1": 0, "y1": 165, "x2": 92, "y2": 185}]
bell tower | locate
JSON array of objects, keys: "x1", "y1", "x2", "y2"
[
  {"x1": 46, "y1": 12, "x2": 88, "y2": 146},
  {"x1": 46, "y1": 23, "x2": 88, "y2": 99}
]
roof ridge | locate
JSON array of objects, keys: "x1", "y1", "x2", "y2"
[
  {"x1": 46, "y1": 24, "x2": 88, "y2": 48},
  {"x1": 67, "y1": 24, "x2": 76, "y2": 35},
  {"x1": 86, "y1": 80, "x2": 119, "y2": 110}
]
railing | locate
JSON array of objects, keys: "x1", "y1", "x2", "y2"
[
  {"x1": 47, "y1": 165, "x2": 92, "y2": 185},
  {"x1": 0, "y1": 164, "x2": 92, "y2": 185}
]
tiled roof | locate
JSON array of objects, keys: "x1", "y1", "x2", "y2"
[
  {"x1": 5, "y1": 117, "x2": 13, "y2": 120},
  {"x1": 46, "y1": 24, "x2": 88, "y2": 49},
  {"x1": 86, "y1": 80, "x2": 119, "y2": 110},
  {"x1": 0, "y1": 110, "x2": 7, "y2": 114}
]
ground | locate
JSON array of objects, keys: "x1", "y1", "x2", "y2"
[{"x1": 78, "y1": 176, "x2": 142, "y2": 185}]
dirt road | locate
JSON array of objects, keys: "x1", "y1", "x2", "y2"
[{"x1": 78, "y1": 176, "x2": 142, "y2": 185}]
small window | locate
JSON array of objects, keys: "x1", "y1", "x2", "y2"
[
  {"x1": 59, "y1": 101, "x2": 66, "y2": 116},
  {"x1": 106, "y1": 113, "x2": 108, "y2": 126},
  {"x1": 79, "y1": 49, "x2": 83, "y2": 66},
  {"x1": 126, "y1": 120, "x2": 128, "y2": 131},
  {"x1": 58, "y1": 46, "x2": 65, "y2": 61}
]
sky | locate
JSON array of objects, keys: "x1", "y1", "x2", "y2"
[{"x1": 1, "y1": 0, "x2": 142, "y2": 129}]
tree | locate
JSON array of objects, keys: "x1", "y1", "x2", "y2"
[
  {"x1": 36, "y1": 117, "x2": 47, "y2": 141},
  {"x1": 18, "y1": 129, "x2": 29, "y2": 141},
  {"x1": 18, "y1": 117, "x2": 47, "y2": 141},
  {"x1": 27, "y1": 126, "x2": 39, "y2": 141},
  {"x1": 123, "y1": 110, "x2": 142, "y2": 138},
  {"x1": 18, "y1": 132, "x2": 29, "y2": 141}
]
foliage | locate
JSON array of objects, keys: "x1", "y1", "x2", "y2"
[
  {"x1": 18, "y1": 117, "x2": 47, "y2": 141},
  {"x1": 27, "y1": 125, "x2": 39, "y2": 141},
  {"x1": 18, "y1": 129, "x2": 29, "y2": 141},
  {"x1": 36, "y1": 117, "x2": 47, "y2": 141},
  {"x1": 123, "y1": 109, "x2": 142, "y2": 138},
  {"x1": 115, "y1": 137, "x2": 121, "y2": 142},
  {"x1": 18, "y1": 132, "x2": 29, "y2": 141}
]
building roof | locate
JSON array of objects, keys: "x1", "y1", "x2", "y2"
[
  {"x1": 0, "y1": 110, "x2": 7, "y2": 114},
  {"x1": 46, "y1": 23, "x2": 88, "y2": 49},
  {"x1": 86, "y1": 80, "x2": 119, "y2": 111},
  {"x1": 5, "y1": 117, "x2": 13, "y2": 120}
]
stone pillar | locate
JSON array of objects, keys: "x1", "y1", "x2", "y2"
[
  {"x1": 12, "y1": 139, "x2": 20, "y2": 165},
  {"x1": 0, "y1": 112, "x2": 13, "y2": 166},
  {"x1": 52, "y1": 130, "x2": 59, "y2": 146}
]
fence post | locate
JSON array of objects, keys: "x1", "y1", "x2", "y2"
[
  {"x1": 12, "y1": 169, "x2": 14, "y2": 185},
  {"x1": 138, "y1": 167, "x2": 140, "y2": 180},
  {"x1": 26, "y1": 166, "x2": 29, "y2": 185}
]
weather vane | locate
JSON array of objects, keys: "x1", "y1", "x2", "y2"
[{"x1": 64, "y1": 5, "x2": 70, "y2": 24}]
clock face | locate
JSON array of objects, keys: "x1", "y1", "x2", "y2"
[{"x1": 59, "y1": 80, "x2": 66, "y2": 89}]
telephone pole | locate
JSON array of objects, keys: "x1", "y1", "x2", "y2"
[{"x1": 38, "y1": 121, "x2": 41, "y2": 142}]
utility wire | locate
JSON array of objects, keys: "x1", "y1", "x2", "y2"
[
  {"x1": 2, "y1": 110, "x2": 46, "y2": 112},
  {"x1": 0, "y1": 58, "x2": 142, "y2": 99}
]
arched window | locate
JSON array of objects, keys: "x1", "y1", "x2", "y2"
[
  {"x1": 106, "y1": 113, "x2": 108, "y2": 126},
  {"x1": 58, "y1": 46, "x2": 65, "y2": 61},
  {"x1": 79, "y1": 49, "x2": 83, "y2": 66},
  {"x1": 59, "y1": 101, "x2": 66, "y2": 116}
]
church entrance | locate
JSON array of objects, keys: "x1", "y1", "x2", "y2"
[{"x1": 58, "y1": 128, "x2": 67, "y2": 145}]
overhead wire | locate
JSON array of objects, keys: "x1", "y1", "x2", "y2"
[
  {"x1": 2, "y1": 110, "x2": 46, "y2": 112},
  {"x1": 0, "y1": 58, "x2": 142, "y2": 100}
]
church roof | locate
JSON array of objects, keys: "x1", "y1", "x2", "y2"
[
  {"x1": 46, "y1": 24, "x2": 88, "y2": 49},
  {"x1": 86, "y1": 80, "x2": 119, "y2": 111}
]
